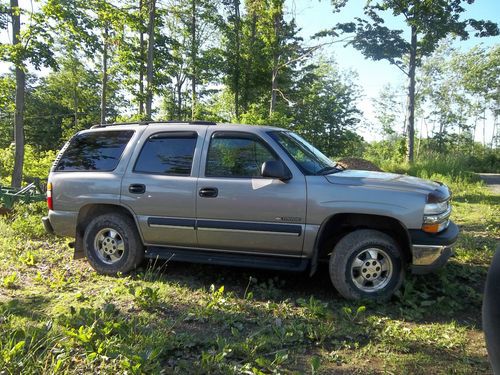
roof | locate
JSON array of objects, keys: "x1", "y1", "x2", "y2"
[{"x1": 89, "y1": 120, "x2": 285, "y2": 132}]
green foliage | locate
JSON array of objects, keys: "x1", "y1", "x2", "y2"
[
  {"x1": 2, "y1": 272, "x2": 18, "y2": 289},
  {"x1": 332, "y1": 0, "x2": 498, "y2": 70},
  {"x1": 0, "y1": 172, "x2": 497, "y2": 373},
  {"x1": 0, "y1": 145, "x2": 55, "y2": 185},
  {"x1": 128, "y1": 284, "x2": 161, "y2": 309},
  {"x1": 365, "y1": 138, "x2": 499, "y2": 176},
  {"x1": 1, "y1": 201, "x2": 48, "y2": 238}
]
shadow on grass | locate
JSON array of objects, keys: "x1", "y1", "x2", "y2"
[
  {"x1": 0, "y1": 294, "x2": 52, "y2": 321},
  {"x1": 139, "y1": 256, "x2": 489, "y2": 329},
  {"x1": 140, "y1": 263, "x2": 491, "y2": 374},
  {"x1": 0, "y1": 261, "x2": 490, "y2": 373}
]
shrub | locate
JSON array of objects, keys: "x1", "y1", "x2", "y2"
[{"x1": 0, "y1": 145, "x2": 56, "y2": 186}]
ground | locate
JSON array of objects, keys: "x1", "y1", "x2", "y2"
[{"x1": 0, "y1": 170, "x2": 498, "y2": 374}]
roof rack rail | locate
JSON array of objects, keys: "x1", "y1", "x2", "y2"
[{"x1": 90, "y1": 120, "x2": 217, "y2": 128}]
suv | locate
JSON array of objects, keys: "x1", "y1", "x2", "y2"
[{"x1": 42, "y1": 121, "x2": 458, "y2": 300}]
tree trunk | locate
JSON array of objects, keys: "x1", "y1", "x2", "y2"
[
  {"x1": 145, "y1": 0, "x2": 156, "y2": 119},
  {"x1": 191, "y1": 0, "x2": 197, "y2": 120},
  {"x1": 269, "y1": 67, "x2": 278, "y2": 116},
  {"x1": 242, "y1": 12, "x2": 257, "y2": 112},
  {"x1": 11, "y1": 0, "x2": 24, "y2": 188},
  {"x1": 269, "y1": 8, "x2": 281, "y2": 117},
  {"x1": 177, "y1": 81, "x2": 182, "y2": 119},
  {"x1": 233, "y1": 0, "x2": 241, "y2": 120},
  {"x1": 72, "y1": 61, "x2": 79, "y2": 129},
  {"x1": 100, "y1": 26, "x2": 108, "y2": 124},
  {"x1": 139, "y1": 0, "x2": 145, "y2": 115},
  {"x1": 405, "y1": 25, "x2": 417, "y2": 163},
  {"x1": 483, "y1": 108, "x2": 486, "y2": 147}
]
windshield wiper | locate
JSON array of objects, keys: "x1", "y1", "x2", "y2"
[{"x1": 316, "y1": 163, "x2": 345, "y2": 175}]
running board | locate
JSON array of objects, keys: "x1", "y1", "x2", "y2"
[{"x1": 145, "y1": 246, "x2": 309, "y2": 272}]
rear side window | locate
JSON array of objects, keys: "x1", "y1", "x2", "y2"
[
  {"x1": 134, "y1": 132, "x2": 197, "y2": 176},
  {"x1": 55, "y1": 130, "x2": 134, "y2": 172}
]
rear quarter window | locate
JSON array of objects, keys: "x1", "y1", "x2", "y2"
[{"x1": 55, "y1": 130, "x2": 134, "y2": 172}]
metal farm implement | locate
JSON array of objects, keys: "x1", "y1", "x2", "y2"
[{"x1": 0, "y1": 178, "x2": 46, "y2": 213}]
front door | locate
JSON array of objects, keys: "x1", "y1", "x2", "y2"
[{"x1": 196, "y1": 130, "x2": 307, "y2": 255}]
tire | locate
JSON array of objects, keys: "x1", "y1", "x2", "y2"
[
  {"x1": 329, "y1": 229, "x2": 405, "y2": 300},
  {"x1": 83, "y1": 213, "x2": 144, "y2": 275}
]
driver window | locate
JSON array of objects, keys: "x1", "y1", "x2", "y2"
[{"x1": 206, "y1": 133, "x2": 278, "y2": 177}]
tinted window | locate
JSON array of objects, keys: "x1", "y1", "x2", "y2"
[
  {"x1": 56, "y1": 130, "x2": 134, "y2": 172},
  {"x1": 206, "y1": 133, "x2": 277, "y2": 177},
  {"x1": 134, "y1": 132, "x2": 197, "y2": 175}
]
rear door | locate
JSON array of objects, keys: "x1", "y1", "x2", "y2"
[
  {"x1": 121, "y1": 127, "x2": 206, "y2": 246},
  {"x1": 195, "y1": 130, "x2": 307, "y2": 255}
]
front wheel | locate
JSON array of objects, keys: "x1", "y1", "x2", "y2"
[
  {"x1": 83, "y1": 213, "x2": 144, "y2": 275},
  {"x1": 329, "y1": 229, "x2": 405, "y2": 300}
]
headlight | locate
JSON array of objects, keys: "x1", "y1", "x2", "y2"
[
  {"x1": 422, "y1": 187, "x2": 451, "y2": 233},
  {"x1": 423, "y1": 201, "x2": 449, "y2": 215}
]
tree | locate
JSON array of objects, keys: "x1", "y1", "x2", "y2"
[
  {"x1": 417, "y1": 41, "x2": 500, "y2": 153},
  {"x1": 145, "y1": 0, "x2": 156, "y2": 119},
  {"x1": 160, "y1": 0, "x2": 222, "y2": 120},
  {"x1": 291, "y1": 62, "x2": 361, "y2": 157},
  {"x1": 452, "y1": 45, "x2": 500, "y2": 148},
  {"x1": 328, "y1": 0, "x2": 498, "y2": 162},
  {"x1": 0, "y1": 1, "x2": 57, "y2": 187},
  {"x1": 373, "y1": 84, "x2": 405, "y2": 139},
  {"x1": 221, "y1": 0, "x2": 242, "y2": 120},
  {"x1": 0, "y1": 74, "x2": 15, "y2": 148}
]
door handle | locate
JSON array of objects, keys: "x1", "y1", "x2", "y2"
[
  {"x1": 199, "y1": 187, "x2": 218, "y2": 198},
  {"x1": 129, "y1": 184, "x2": 146, "y2": 194}
]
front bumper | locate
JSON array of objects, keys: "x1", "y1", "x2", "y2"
[{"x1": 409, "y1": 221, "x2": 459, "y2": 274}]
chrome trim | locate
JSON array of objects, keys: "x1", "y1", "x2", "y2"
[
  {"x1": 423, "y1": 206, "x2": 452, "y2": 224},
  {"x1": 197, "y1": 227, "x2": 300, "y2": 236},
  {"x1": 412, "y1": 244, "x2": 453, "y2": 266},
  {"x1": 149, "y1": 224, "x2": 193, "y2": 229}
]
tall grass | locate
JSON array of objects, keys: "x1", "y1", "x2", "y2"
[{"x1": 367, "y1": 151, "x2": 491, "y2": 198}]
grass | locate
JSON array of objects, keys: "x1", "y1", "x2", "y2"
[{"x1": 0, "y1": 164, "x2": 498, "y2": 374}]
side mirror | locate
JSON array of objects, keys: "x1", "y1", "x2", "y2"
[{"x1": 261, "y1": 160, "x2": 292, "y2": 181}]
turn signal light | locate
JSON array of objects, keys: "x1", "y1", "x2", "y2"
[
  {"x1": 47, "y1": 182, "x2": 53, "y2": 210},
  {"x1": 422, "y1": 221, "x2": 448, "y2": 233}
]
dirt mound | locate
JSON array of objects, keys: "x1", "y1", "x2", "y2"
[{"x1": 337, "y1": 157, "x2": 382, "y2": 172}]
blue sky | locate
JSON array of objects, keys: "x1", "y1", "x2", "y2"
[
  {"x1": 1, "y1": 0, "x2": 499, "y2": 142},
  {"x1": 290, "y1": 0, "x2": 500, "y2": 141}
]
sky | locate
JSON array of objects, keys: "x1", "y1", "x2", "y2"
[
  {"x1": 1, "y1": 0, "x2": 499, "y2": 143},
  {"x1": 290, "y1": 0, "x2": 500, "y2": 142}
]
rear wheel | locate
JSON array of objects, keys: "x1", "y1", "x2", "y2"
[
  {"x1": 83, "y1": 213, "x2": 144, "y2": 275},
  {"x1": 329, "y1": 229, "x2": 405, "y2": 300}
]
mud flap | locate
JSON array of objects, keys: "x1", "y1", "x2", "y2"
[{"x1": 72, "y1": 233, "x2": 85, "y2": 260}]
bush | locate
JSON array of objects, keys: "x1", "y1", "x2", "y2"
[
  {"x1": 0, "y1": 145, "x2": 56, "y2": 186},
  {"x1": 364, "y1": 139, "x2": 499, "y2": 176},
  {"x1": 6, "y1": 201, "x2": 48, "y2": 239}
]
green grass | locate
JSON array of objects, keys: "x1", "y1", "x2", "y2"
[{"x1": 0, "y1": 167, "x2": 498, "y2": 374}]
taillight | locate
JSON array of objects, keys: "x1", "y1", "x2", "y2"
[{"x1": 47, "y1": 182, "x2": 53, "y2": 210}]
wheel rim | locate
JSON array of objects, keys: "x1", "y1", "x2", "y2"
[
  {"x1": 350, "y1": 248, "x2": 393, "y2": 293},
  {"x1": 94, "y1": 228, "x2": 125, "y2": 265}
]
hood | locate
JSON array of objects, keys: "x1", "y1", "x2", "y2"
[{"x1": 325, "y1": 169, "x2": 443, "y2": 195}]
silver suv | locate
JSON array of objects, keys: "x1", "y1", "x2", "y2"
[{"x1": 42, "y1": 121, "x2": 458, "y2": 300}]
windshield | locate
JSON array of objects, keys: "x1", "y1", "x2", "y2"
[{"x1": 269, "y1": 131, "x2": 338, "y2": 175}]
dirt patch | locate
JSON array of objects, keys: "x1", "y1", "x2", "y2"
[{"x1": 337, "y1": 157, "x2": 382, "y2": 172}]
